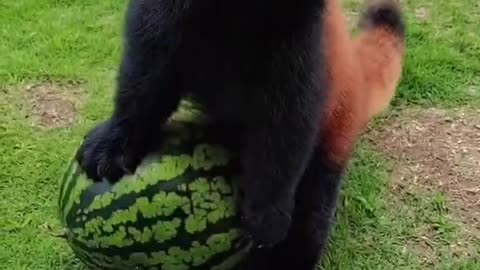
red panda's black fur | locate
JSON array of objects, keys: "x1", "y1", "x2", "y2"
[
  {"x1": 242, "y1": 1, "x2": 406, "y2": 269},
  {"x1": 75, "y1": 0, "x2": 404, "y2": 267}
]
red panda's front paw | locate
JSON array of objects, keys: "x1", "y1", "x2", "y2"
[{"x1": 75, "y1": 121, "x2": 145, "y2": 183}]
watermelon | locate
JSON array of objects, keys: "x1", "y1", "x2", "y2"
[{"x1": 58, "y1": 104, "x2": 252, "y2": 270}]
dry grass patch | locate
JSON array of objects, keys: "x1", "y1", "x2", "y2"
[
  {"x1": 24, "y1": 81, "x2": 85, "y2": 129},
  {"x1": 367, "y1": 107, "x2": 480, "y2": 232},
  {"x1": 365, "y1": 107, "x2": 480, "y2": 265}
]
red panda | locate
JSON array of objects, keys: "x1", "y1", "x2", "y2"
[
  {"x1": 75, "y1": 0, "x2": 404, "y2": 266},
  {"x1": 321, "y1": 0, "x2": 406, "y2": 168},
  {"x1": 242, "y1": 0, "x2": 406, "y2": 269}
]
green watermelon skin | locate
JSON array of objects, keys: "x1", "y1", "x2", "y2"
[{"x1": 59, "y1": 120, "x2": 252, "y2": 270}]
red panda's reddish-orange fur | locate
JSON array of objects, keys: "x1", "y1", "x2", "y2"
[
  {"x1": 321, "y1": 0, "x2": 406, "y2": 167},
  {"x1": 223, "y1": 2, "x2": 406, "y2": 269}
]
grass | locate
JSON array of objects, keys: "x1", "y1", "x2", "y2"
[
  {"x1": 0, "y1": 0, "x2": 479, "y2": 269},
  {"x1": 394, "y1": 0, "x2": 480, "y2": 107},
  {"x1": 324, "y1": 144, "x2": 480, "y2": 269}
]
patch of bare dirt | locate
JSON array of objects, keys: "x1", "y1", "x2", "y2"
[
  {"x1": 25, "y1": 82, "x2": 85, "y2": 129},
  {"x1": 414, "y1": 7, "x2": 430, "y2": 22},
  {"x1": 366, "y1": 107, "x2": 480, "y2": 232},
  {"x1": 465, "y1": 84, "x2": 480, "y2": 98}
]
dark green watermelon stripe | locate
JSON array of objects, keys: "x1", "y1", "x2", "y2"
[
  {"x1": 60, "y1": 131, "x2": 250, "y2": 269},
  {"x1": 70, "y1": 240, "x2": 107, "y2": 262},
  {"x1": 69, "y1": 205, "x2": 189, "y2": 239},
  {"x1": 69, "y1": 230, "x2": 249, "y2": 270},
  {"x1": 58, "y1": 159, "x2": 74, "y2": 207},
  {"x1": 59, "y1": 160, "x2": 78, "y2": 210},
  {"x1": 67, "y1": 170, "x2": 195, "y2": 224},
  {"x1": 67, "y1": 165, "x2": 234, "y2": 224},
  {"x1": 60, "y1": 162, "x2": 81, "y2": 209},
  {"x1": 62, "y1": 174, "x2": 92, "y2": 224},
  {"x1": 71, "y1": 246, "x2": 110, "y2": 270},
  {"x1": 65, "y1": 152, "x2": 198, "y2": 221},
  {"x1": 60, "y1": 164, "x2": 82, "y2": 222},
  {"x1": 71, "y1": 236, "x2": 250, "y2": 270},
  {"x1": 64, "y1": 140, "x2": 238, "y2": 224},
  {"x1": 69, "y1": 208, "x2": 185, "y2": 244},
  {"x1": 68, "y1": 216, "x2": 239, "y2": 257}
]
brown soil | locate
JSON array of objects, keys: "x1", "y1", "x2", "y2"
[
  {"x1": 25, "y1": 82, "x2": 85, "y2": 129},
  {"x1": 366, "y1": 107, "x2": 480, "y2": 233}
]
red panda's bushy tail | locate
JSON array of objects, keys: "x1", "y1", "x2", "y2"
[
  {"x1": 354, "y1": 0, "x2": 406, "y2": 118},
  {"x1": 360, "y1": 0, "x2": 405, "y2": 38}
]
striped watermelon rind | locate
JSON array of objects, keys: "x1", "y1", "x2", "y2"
[{"x1": 59, "y1": 104, "x2": 252, "y2": 270}]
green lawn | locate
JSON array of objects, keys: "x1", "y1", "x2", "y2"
[{"x1": 0, "y1": 0, "x2": 479, "y2": 269}]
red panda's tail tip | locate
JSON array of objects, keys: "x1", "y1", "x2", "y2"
[{"x1": 360, "y1": 0, "x2": 406, "y2": 39}]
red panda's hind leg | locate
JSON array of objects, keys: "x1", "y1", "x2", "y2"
[{"x1": 238, "y1": 146, "x2": 345, "y2": 270}]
